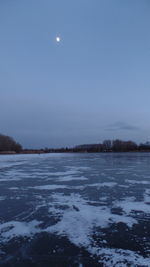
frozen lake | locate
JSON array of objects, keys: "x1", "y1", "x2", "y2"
[{"x1": 0, "y1": 153, "x2": 150, "y2": 266}]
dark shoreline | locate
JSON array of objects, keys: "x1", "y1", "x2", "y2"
[{"x1": 1, "y1": 134, "x2": 150, "y2": 155}]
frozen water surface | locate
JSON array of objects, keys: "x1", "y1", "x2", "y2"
[{"x1": 0, "y1": 153, "x2": 150, "y2": 266}]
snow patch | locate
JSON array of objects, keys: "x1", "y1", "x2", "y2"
[
  {"x1": 92, "y1": 247, "x2": 150, "y2": 267},
  {"x1": 57, "y1": 175, "x2": 88, "y2": 182},
  {"x1": 32, "y1": 185, "x2": 68, "y2": 190},
  {"x1": 0, "y1": 220, "x2": 41, "y2": 241},
  {"x1": 46, "y1": 193, "x2": 137, "y2": 248},
  {"x1": 115, "y1": 197, "x2": 150, "y2": 215},
  {"x1": 86, "y1": 182, "x2": 117, "y2": 188},
  {"x1": 126, "y1": 179, "x2": 150, "y2": 185}
]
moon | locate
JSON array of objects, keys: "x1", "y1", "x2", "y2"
[{"x1": 56, "y1": 36, "x2": 61, "y2": 43}]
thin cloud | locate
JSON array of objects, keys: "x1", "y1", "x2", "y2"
[{"x1": 105, "y1": 122, "x2": 139, "y2": 131}]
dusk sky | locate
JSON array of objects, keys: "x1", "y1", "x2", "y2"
[{"x1": 0, "y1": 0, "x2": 150, "y2": 148}]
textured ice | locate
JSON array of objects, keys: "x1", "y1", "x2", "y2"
[
  {"x1": 46, "y1": 193, "x2": 137, "y2": 249},
  {"x1": 86, "y1": 182, "x2": 117, "y2": 188},
  {"x1": 0, "y1": 177, "x2": 21, "y2": 182},
  {"x1": 47, "y1": 171, "x2": 80, "y2": 176},
  {"x1": 144, "y1": 189, "x2": 150, "y2": 203},
  {"x1": 94, "y1": 248, "x2": 150, "y2": 267},
  {"x1": 57, "y1": 175, "x2": 88, "y2": 182},
  {"x1": 115, "y1": 197, "x2": 150, "y2": 214},
  {"x1": 32, "y1": 185, "x2": 68, "y2": 190},
  {"x1": 9, "y1": 187, "x2": 19, "y2": 190},
  {"x1": 0, "y1": 220, "x2": 41, "y2": 241},
  {"x1": 126, "y1": 179, "x2": 150, "y2": 185},
  {"x1": 0, "y1": 196, "x2": 6, "y2": 201},
  {"x1": 1, "y1": 153, "x2": 150, "y2": 266}
]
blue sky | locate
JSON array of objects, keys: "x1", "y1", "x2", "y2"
[{"x1": 0, "y1": 0, "x2": 150, "y2": 148}]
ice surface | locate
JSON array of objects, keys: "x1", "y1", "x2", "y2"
[
  {"x1": 46, "y1": 193, "x2": 137, "y2": 249},
  {"x1": 57, "y1": 175, "x2": 88, "y2": 182},
  {"x1": 95, "y1": 248, "x2": 150, "y2": 267},
  {"x1": 0, "y1": 153, "x2": 150, "y2": 266},
  {"x1": 0, "y1": 196, "x2": 6, "y2": 201},
  {"x1": 86, "y1": 182, "x2": 117, "y2": 188},
  {"x1": 32, "y1": 185, "x2": 68, "y2": 190},
  {"x1": 126, "y1": 179, "x2": 150, "y2": 185},
  {"x1": 0, "y1": 220, "x2": 41, "y2": 241},
  {"x1": 114, "y1": 196, "x2": 150, "y2": 214}
]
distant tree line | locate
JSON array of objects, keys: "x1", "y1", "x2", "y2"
[
  {"x1": 0, "y1": 134, "x2": 22, "y2": 153},
  {"x1": 0, "y1": 134, "x2": 150, "y2": 154},
  {"x1": 39, "y1": 140, "x2": 150, "y2": 153},
  {"x1": 72, "y1": 140, "x2": 150, "y2": 153}
]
